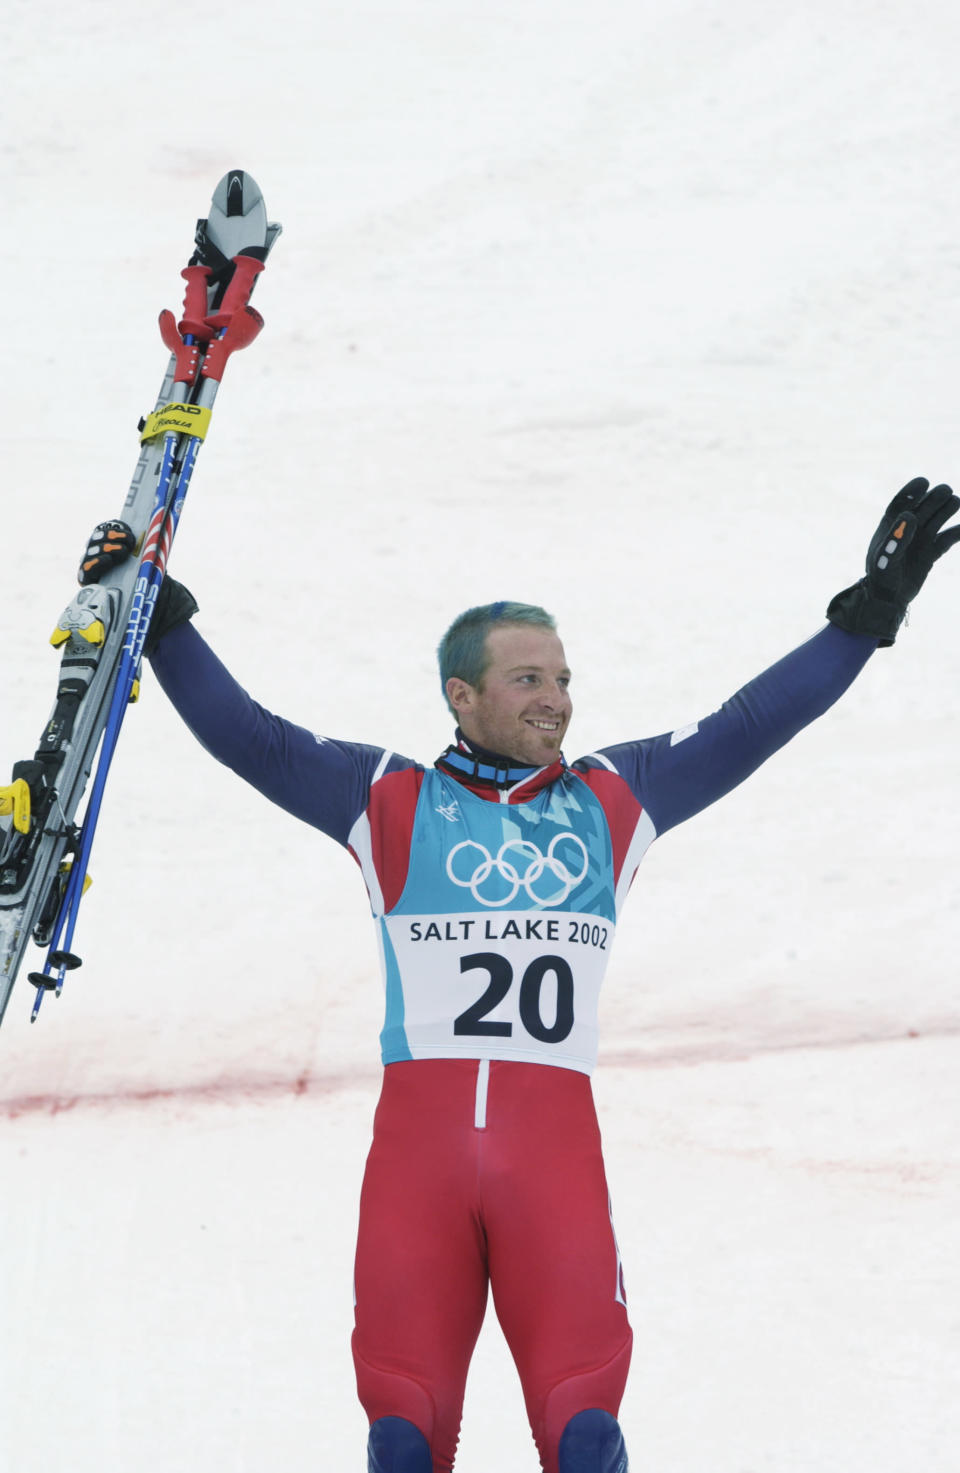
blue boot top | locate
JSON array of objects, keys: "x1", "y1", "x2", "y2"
[
  {"x1": 367, "y1": 1416, "x2": 432, "y2": 1473},
  {"x1": 557, "y1": 1408, "x2": 628, "y2": 1473}
]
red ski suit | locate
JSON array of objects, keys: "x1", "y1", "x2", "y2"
[{"x1": 353, "y1": 1058, "x2": 631, "y2": 1473}]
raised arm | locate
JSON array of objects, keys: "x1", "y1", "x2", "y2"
[
  {"x1": 148, "y1": 620, "x2": 414, "y2": 845},
  {"x1": 581, "y1": 622, "x2": 875, "y2": 835},
  {"x1": 578, "y1": 478, "x2": 959, "y2": 836},
  {"x1": 73, "y1": 530, "x2": 416, "y2": 844}
]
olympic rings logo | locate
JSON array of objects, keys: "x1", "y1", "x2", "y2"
[{"x1": 446, "y1": 834, "x2": 590, "y2": 908}]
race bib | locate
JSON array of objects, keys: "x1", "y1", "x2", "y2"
[
  {"x1": 381, "y1": 907, "x2": 614, "y2": 1073},
  {"x1": 372, "y1": 768, "x2": 619, "y2": 1075}
]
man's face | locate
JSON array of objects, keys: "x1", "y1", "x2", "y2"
[{"x1": 446, "y1": 623, "x2": 572, "y2": 765}]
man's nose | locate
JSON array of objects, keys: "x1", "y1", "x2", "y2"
[{"x1": 539, "y1": 684, "x2": 568, "y2": 706}]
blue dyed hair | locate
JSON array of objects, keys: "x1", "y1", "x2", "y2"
[{"x1": 438, "y1": 601, "x2": 557, "y2": 716}]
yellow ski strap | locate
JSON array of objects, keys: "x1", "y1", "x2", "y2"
[{"x1": 140, "y1": 402, "x2": 212, "y2": 443}]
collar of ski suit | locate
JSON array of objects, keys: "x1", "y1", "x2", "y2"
[{"x1": 434, "y1": 732, "x2": 567, "y2": 803}]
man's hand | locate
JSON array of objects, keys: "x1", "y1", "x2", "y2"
[
  {"x1": 827, "y1": 478, "x2": 960, "y2": 645},
  {"x1": 77, "y1": 519, "x2": 198, "y2": 655}
]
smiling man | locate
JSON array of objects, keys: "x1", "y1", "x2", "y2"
[
  {"x1": 79, "y1": 477, "x2": 959, "y2": 1473},
  {"x1": 441, "y1": 604, "x2": 572, "y2": 763}
]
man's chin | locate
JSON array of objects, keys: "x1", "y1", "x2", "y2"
[{"x1": 521, "y1": 732, "x2": 564, "y2": 763}]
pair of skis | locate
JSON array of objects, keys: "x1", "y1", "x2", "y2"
[{"x1": 0, "y1": 170, "x2": 281, "y2": 1028}]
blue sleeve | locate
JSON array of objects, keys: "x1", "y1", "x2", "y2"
[
  {"x1": 579, "y1": 624, "x2": 877, "y2": 836},
  {"x1": 148, "y1": 623, "x2": 416, "y2": 846}
]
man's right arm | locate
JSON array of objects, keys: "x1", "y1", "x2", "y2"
[{"x1": 150, "y1": 622, "x2": 413, "y2": 845}]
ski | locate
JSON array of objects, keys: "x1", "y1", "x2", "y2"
[{"x1": 0, "y1": 170, "x2": 281, "y2": 1028}]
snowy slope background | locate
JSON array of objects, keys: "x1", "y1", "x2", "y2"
[{"x1": 1, "y1": 1, "x2": 959, "y2": 1469}]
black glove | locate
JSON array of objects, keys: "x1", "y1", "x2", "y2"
[
  {"x1": 78, "y1": 519, "x2": 197, "y2": 655},
  {"x1": 827, "y1": 478, "x2": 960, "y2": 645},
  {"x1": 142, "y1": 576, "x2": 198, "y2": 657}
]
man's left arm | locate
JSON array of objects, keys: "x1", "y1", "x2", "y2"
[{"x1": 581, "y1": 478, "x2": 959, "y2": 835}]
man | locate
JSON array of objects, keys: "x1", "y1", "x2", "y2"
[{"x1": 80, "y1": 477, "x2": 959, "y2": 1472}]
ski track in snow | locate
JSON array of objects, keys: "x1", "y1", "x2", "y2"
[{"x1": 3, "y1": 1015, "x2": 960, "y2": 1122}]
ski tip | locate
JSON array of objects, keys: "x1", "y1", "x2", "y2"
[
  {"x1": 213, "y1": 170, "x2": 264, "y2": 221},
  {"x1": 200, "y1": 171, "x2": 281, "y2": 267}
]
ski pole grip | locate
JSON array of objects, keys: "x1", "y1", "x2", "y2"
[
  {"x1": 159, "y1": 310, "x2": 202, "y2": 385},
  {"x1": 206, "y1": 253, "x2": 265, "y2": 328},
  {"x1": 179, "y1": 264, "x2": 215, "y2": 340},
  {"x1": 200, "y1": 308, "x2": 264, "y2": 383}
]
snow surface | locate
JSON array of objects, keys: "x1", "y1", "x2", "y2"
[{"x1": 2, "y1": 2, "x2": 959, "y2": 1469}]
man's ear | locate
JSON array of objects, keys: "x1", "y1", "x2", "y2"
[{"x1": 445, "y1": 676, "x2": 474, "y2": 716}]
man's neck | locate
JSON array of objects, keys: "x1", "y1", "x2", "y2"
[{"x1": 434, "y1": 730, "x2": 565, "y2": 797}]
